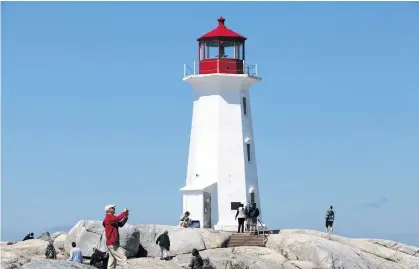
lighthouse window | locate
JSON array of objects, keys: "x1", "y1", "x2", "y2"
[
  {"x1": 204, "y1": 41, "x2": 219, "y2": 59},
  {"x1": 236, "y1": 42, "x2": 244, "y2": 60},
  {"x1": 246, "y1": 143, "x2": 251, "y2": 162},
  {"x1": 250, "y1": 192, "x2": 255, "y2": 203},
  {"x1": 219, "y1": 41, "x2": 234, "y2": 58},
  {"x1": 242, "y1": 97, "x2": 247, "y2": 115}
]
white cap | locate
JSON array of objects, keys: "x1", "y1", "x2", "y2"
[{"x1": 104, "y1": 204, "x2": 116, "y2": 212}]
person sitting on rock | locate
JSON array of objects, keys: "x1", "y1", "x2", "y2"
[
  {"x1": 90, "y1": 247, "x2": 109, "y2": 269},
  {"x1": 68, "y1": 242, "x2": 83, "y2": 263},
  {"x1": 23, "y1": 232, "x2": 34, "y2": 241},
  {"x1": 179, "y1": 211, "x2": 192, "y2": 228},
  {"x1": 189, "y1": 248, "x2": 204, "y2": 269},
  {"x1": 155, "y1": 230, "x2": 170, "y2": 260},
  {"x1": 103, "y1": 204, "x2": 129, "y2": 269},
  {"x1": 45, "y1": 241, "x2": 57, "y2": 259}
]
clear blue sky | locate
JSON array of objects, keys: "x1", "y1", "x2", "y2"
[{"x1": 2, "y1": 2, "x2": 418, "y2": 246}]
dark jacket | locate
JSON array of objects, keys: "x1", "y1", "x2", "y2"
[
  {"x1": 23, "y1": 235, "x2": 34, "y2": 241},
  {"x1": 247, "y1": 203, "x2": 260, "y2": 219},
  {"x1": 90, "y1": 248, "x2": 109, "y2": 269},
  {"x1": 156, "y1": 233, "x2": 170, "y2": 250},
  {"x1": 45, "y1": 243, "x2": 57, "y2": 259},
  {"x1": 189, "y1": 254, "x2": 204, "y2": 269},
  {"x1": 326, "y1": 210, "x2": 335, "y2": 221}
]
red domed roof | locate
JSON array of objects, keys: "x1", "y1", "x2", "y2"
[{"x1": 197, "y1": 17, "x2": 247, "y2": 41}]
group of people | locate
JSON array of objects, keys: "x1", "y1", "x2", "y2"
[
  {"x1": 45, "y1": 240, "x2": 83, "y2": 263},
  {"x1": 235, "y1": 202, "x2": 260, "y2": 234},
  {"x1": 102, "y1": 205, "x2": 215, "y2": 268},
  {"x1": 23, "y1": 203, "x2": 336, "y2": 268},
  {"x1": 22, "y1": 232, "x2": 84, "y2": 263}
]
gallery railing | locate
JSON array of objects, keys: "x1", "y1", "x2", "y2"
[{"x1": 183, "y1": 60, "x2": 258, "y2": 78}]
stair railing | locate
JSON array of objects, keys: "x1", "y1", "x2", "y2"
[{"x1": 257, "y1": 218, "x2": 268, "y2": 244}]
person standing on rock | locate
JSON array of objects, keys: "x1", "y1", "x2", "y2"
[
  {"x1": 325, "y1": 205, "x2": 335, "y2": 234},
  {"x1": 68, "y1": 242, "x2": 83, "y2": 263},
  {"x1": 155, "y1": 230, "x2": 170, "y2": 260},
  {"x1": 188, "y1": 248, "x2": 204, "y2": 269},
  {"x1": 235, "y1": 203, "x2": 246, "y2": 233},
  {"x1": 23, "y1": 232, "x2": 34, "y2": 241},
  {"x1": 103, "y1": 204, "x2": 129, "y2": 268}
]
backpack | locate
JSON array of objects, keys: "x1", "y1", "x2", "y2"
[{"x1": 250, "y1": 208, "x2": 260, "y2": 218}]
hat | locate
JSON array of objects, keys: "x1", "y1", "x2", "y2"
[{"x1": 104, "y1": 204, "x2": 116, "y2": 212}]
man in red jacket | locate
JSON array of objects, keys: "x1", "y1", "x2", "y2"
[{"x1": 103, "y1": 204, "x2": 129, "y2": 268}]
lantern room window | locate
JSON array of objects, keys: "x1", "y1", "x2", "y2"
[{"x1": 199, "y1": 41, "x2": 245, "y2": 60}]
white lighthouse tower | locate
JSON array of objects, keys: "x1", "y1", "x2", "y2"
[{"x1": 180, "y1": 17, "x2": 262, "y2": 232}]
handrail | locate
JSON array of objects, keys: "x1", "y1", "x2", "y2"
[
  {"x1": 183, "y1": 60, "x2": 259, "y2": 78},
  {"x1": 257, "y1": 218, "x2": 268, "y2": 244}
]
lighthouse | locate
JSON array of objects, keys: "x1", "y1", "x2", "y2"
[{"x1": 180, "y1": 17, "x2": 262, "y2": 232}]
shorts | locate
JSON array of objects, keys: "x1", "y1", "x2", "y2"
[{"x1": 326, "y1": 220, "x2": 333, "y2": 228}]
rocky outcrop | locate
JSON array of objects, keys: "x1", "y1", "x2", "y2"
[
  {"x1": 135, "y1": 224, "x2": 230, "y2": 258},
  {"x1": 53, "y1": 234, "x2": 67, "y2": 252},
  {"x1": 51, "y1": 232, "x2": 67, "y2": 242},
  {"x1": 22, "y1": 260, "x2": 94, "y2": 269},
  {"x1": 2, "y1": 225, "x2": 419, "y2": 269},
  {"x1": 1, "y1": 239, "x2": 49, "y2": 257},
  {"x1": 37, "y1": 231, "x2": 52, "y2": 242},
  {"x1": 62, "y1": 221, "x2": 230, "y2": 259},
  {"x1": 64, "y1": 220, "x2": 140, "y2": 258},
  {"x1": 266, "y1": 229, "x2": 419, "y2": 269}
]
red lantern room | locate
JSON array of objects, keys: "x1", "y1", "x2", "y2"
[{"x1": 197, "y1": 17, "x2": 247, "y2": 75}]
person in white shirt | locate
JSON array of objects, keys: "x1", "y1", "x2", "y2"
[
  {"x1": 68, "y1": 242, "x2": 83, "y2": 263},
  {"x1": 235, "y1": 203, "x2": 246, "y2": 233}
]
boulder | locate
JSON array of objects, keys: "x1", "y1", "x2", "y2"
[
  {"x1": 266, "y1": 232, "x2": 406, "y2": 269},
  {"x1": 1, "y1": 239, "x2": 49, "y2": 257},
  {"x1": 274, "y1": 229, "x2": 419, "y2": 268},
  {"x1": 173, "y1": 247, "x2": 289, "y2": 269},
  {"x1": 53, "y1": 234, "x2": 67, "y2": 252},
  {"x1": 135, "y1": 224, "x2": 230, "y2": 258},
  {"x1": 354, "y1": 238, "x2": 419, "y2": 257},
  {"x1": 1, "y1": 251, "x2": 31, "y2": 269},
  {"x1": 51, "y1": 232, "x2": 67, "y2": 242},
  {"x1": 22, "y1": 260, "x2": 94, "y2": 269},
  {"x1": 37, "y1": 231, "x2": 52, "y2": 242},
  {"x1": 64, "y1": 220, "x2": 140, "y2": 258}
]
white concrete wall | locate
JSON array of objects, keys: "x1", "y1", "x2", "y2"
[
  {"x1": 182, "y1": 192, "x2": 203, "y2": 226},
  {"x1": 241, "y1": 89, "x2": 262, "y2": 220},
  {"x1": 183, "y1": 74, "x2": 262, "y2": 230}
]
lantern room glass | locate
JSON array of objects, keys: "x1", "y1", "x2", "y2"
[{"x1": 199, "y1": 40, "x2": 244, "y2": 61}]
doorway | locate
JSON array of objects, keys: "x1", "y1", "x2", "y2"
[{"x1": 203, "y1": 192, "x2": 211, "y2": 228}]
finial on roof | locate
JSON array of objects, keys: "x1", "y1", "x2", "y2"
[{"x1": 218, "y1": 16, "x2": 225, "y2": 27}]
